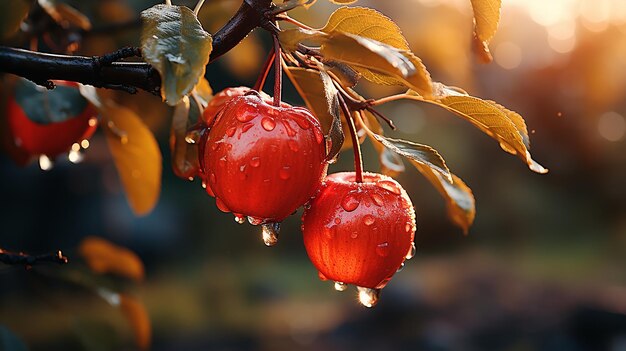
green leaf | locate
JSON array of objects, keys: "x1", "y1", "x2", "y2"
[
  {"x1": 141, "y1": 4, "x2": 213, "y2": 106},
  {"x1": 101, "y1": 102, "x2": 162, "y2": 216},
  {"x1": 0, "y1": 0, "x2": 30, "y2": 39},
  {"x1": 0, "y1": 326, "x2": 28, "y2": 351},
  {"x1": 14, "y1": 79, "x2": 88, "y2": 124}
]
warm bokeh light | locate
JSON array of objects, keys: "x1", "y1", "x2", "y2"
[{"x1": 598, "y1": 111, "x2": 626, "y2": 142}]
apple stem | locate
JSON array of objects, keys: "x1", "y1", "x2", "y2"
[
  {"x1": 339, "y1": 95, "x2": 364, "y2": 183},
  {"x1": 253, "y1": 49, "x2": 276, "y2": 92},
  {"x1": 272, "y1": 35, "x2": 282, "y2": 107}
]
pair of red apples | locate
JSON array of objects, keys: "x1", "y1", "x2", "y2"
[
  {"x1": 199, "y1": 87, "x2": 417, "y2": 306},
  {"x1": 5, "y1": 81, "x2": 417, "y2": 307}
]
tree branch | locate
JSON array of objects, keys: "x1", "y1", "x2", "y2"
[
  {"x1": 0, "y1": 248, "x2": 68, "y2": 266},
  {"x1": 0, "y1": 0, "x2": 274, "y2": 95}
]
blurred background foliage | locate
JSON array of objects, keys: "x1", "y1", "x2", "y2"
[{"x1": 2, "y1": 0, "x2": 626, "y2": 350}]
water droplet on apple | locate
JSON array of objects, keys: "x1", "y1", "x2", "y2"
[
  {"x1": 236, "y1": 111, "x2": 255, "y2": 122},
  {"x1": 350, "y1": 232, "x2": 358, "y2": 239},
  {"x1": 261, "y1": 117, "x2": 276, "y2": 131},
  {"x1": 234, "y1": 215, "x2": 245, "y2": 224},
  {"x1": 248, "y1": 216, "x2": 263, "y2": 226},
  {"x1": 363, "y1": 215, "x2": 375, "y2": 226},
  {"x1": 376, "y1": 180, "x2": 401, "y2": 195},
  {"x1": 371, "y1": 193, "x2": 384, "y2": 207},
  {"x1": 357, "y1": 287, "x2": 381, "y2": 308},
  {"x1": 334, "y1": 282, "x2": 348, "y2": 292},
  {"x1": 226, "y1": 126, "x2": 236, "y2": 137},
  {"x1": 406, "y1": 242, "x2": 416, "y2": 260},
  {"x1": 288, "y1": 140, "x2": 299, "y2": 152},
  {"x1": 249, "y1": 156, "x2": 260, "y2": 168},
  {"x1": 376, "y1": 242, "x2": 389, "y2": 257},
  {"x1": 262, "y1": 222, "x2": 280, "y2": 246},
  {"x1": 242, "y1": 123, "x2": 253, "y2": 133},
  {"x1": 397, "y1": 262, "x2": 405, "y2": 272},
  {"x1": 341, "y1": 193, "x2": 360, "y2": 212},
  {"x1": 279, "y1": 166, "x2": 291, "y2": 180}
]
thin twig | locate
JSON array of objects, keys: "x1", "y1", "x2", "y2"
[{"x1": 0, "y1": 248, "x2": 68, "y2": 266}]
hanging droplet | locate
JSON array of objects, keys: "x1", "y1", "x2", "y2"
[
  {"x1": 334, "y1": 281, "x2": 348, "y2": 292},
  {"x1": 185, "y1": 129, "x2": 202, "y2": 144},
  {"x1": 201, "y1": 181, "x2": 207, "y2": 189},
  {"x1": 376, "y1": 242, "x2": 389, "y2": 257},
  {"x1": 68, "y1": 149, "x2": 83, "y2": 164},
  {"x1": 38, "y1": 154, "x2": 53, "y2": 171},
  {"x1": 187, "y1": 176, "x2": 194, "y2": 181},
  {"x1": 397, "y1": 262, "x2": 405, "y2": 272},
  {"x1": 234, "y1": 215, "x2": 245, "y2": 224},
  {"x1": 261, "y1": 222, "x2": 280, "y2": 247},
  {"x1": 357, "y1": 287, "x2": 381, "y2": 308},
  {"x1": 248, "y1": 216, "x2": 263, "y2": 226},
  {"x1": 406, "y1": 242, "x2": 416, "y2": 260},
  {"x1": 341, "y1": 193, "x2": 360, "y2": 212}
]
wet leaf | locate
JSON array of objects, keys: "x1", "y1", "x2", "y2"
[
  {"x1": 0, "y1": 0, "x2": 30, "y2": 39},
  {"x1": 470, "y1": 0, "x2": 501, "y2": 62},
  {"x1": 317, "y1": 64, "x2": 344, "y2": 161},
  {"x1": 361, "y1": 110, "x2": 405, "y2": 177},
  {"x1": 413, "y1": 162, "x2": 475, "y2": 234},
  {"x1": 101, "y1": 102, "x2": 162, "y2": 215},
  {"x1": 0, "y1": 326, "x2": 28, "y2": 351},
  {"x1": 141, "y1": 4, "x2": 213, "y2": 105},
  {"x1": 322, "y1": 6, "x2": 409, "y2": 51},
  {"x1": 38, "y1": 0, "x2": 92, "y2": 30},
  {"x1": 79, "y1": 236, "x2": 145, "y2": 281},
  {"x1": 407, "y1": 88, "x2": 547, "y2": 173},
  {"x1": 170, "y1": 96, "x2": 201, "y2": 180},
  {"x1": 370, "y1": 134, "x2": 452, "y2": 183},
  {"x1": 120, "y1": 295, "x2": 151, "y2": 351}
]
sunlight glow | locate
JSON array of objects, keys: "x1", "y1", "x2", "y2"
[{"x1": 598, "y1": 112, "x2": 626, "y2": 142}]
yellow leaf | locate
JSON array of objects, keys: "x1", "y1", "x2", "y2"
[
  {"x1": 412, "y1": 162, "x2": 475, "y2": 234},
  {"x1": 470, "y1": 0, "x2": 501, "y2": 43},
  {"x1": 120, "y1": 295, "x2": 151, "y2": 351},
  {"x1": 79, "y1": 236, "x2": 145, "y2": 281},
  {"x1": 170, "y1": 96, "x2": 201, "y2": 180},
  {"x1": 470, "y1": 0, "x2": 501, "y2": 62},
  {"x1": 101, "y1": 103, "x2": 162, "y2": 215},
  {"x1": 408, "y1": 88, "x2": 546, "y2": 173},
  {"x1": 284, "y1": 67, "x2": 335, "y2": 133},
  {"x1": 322, "y1": 6, "x2": 409, "y2": 51}
]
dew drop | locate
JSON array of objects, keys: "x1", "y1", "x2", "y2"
[
  {"x1": 397, "y1": 263, "x2": 405, "y2": 272},
  {"x1": 334, "y1": 217, "x2": 341, "y2": 225},
  {"x1": 350, "y1": 232, "x2": 358, "y2": 239},
  {"x1": 242, "y1": 123, "x2": 253, "y2": 133},
  {"x1": 406, "y1": 242, "x2": 416, "y2": 260},
  {"x1": 334, "y1": 281, "x2": 348, "y2": 292},
  {"x1": 324, "y1": 226, "x2": 336, "y2": 239},
  {"x1": 226, "y1": 126, "x2": 236, "y2": 137},
  {"x1": 201, "y1": 181, "x2": 207, "y2": 189},
  {"x1": 234, "y1": 215, "x2": 245, "y2": 224},
  {"x1": 248, "y1": 216, "x2": 263, "y2": 226},
  {"x1": 188, "y1": 177, "x2": 194, "y2": 182},
  {"x1": 376, "y1": 242, "x2": 389, "y2": 257},
  {"x1": 38, "y1": 154, "x2": 53, "y2": 171},
  {"x1": 357, "y1": 287, "x2": 381, "y2": 308},
  {"x1": 371, "y1": 193, "x2": 384, "y2": 207},
  {"x1": 209, "y1": 172, "x2": 216, "y2": 184},
  {"x1": 363, "y1": 215, "x2": 375, "y2": 226},
  {"x1": 282, "y1": 120, "x2": 296, "y2": 137},
  {"x1": 279, "y1": 166, "x2": 291, "y2": 180},
  {"x1": 261, "y1": 117, "x2": 276, "y2": 131},
  {"x1": 318, "y1": 271, "x2": 328, "y2": 281},
  {"x1": 261, "y1": 222, "x2": 280, "y2": 246},
  {"x1": 236, "y1": 111, "x2": 255, "y2": 122},
  {"x1": 288, "y1": 140, "x2": 299, "y2": 152},
  {"x1": 249, "y1": 156, "x2": 261, "y2": 168},
  {"x1": 377, "y1": 209, "x2": 385, "y2": 216},
  {"x1": 314, "y1": 128, "x2": 324, "y2": 144},
  {"x1": 376, "y1": 180, "x2": 401, "y2": 195},
  {"x1": 341, "y1": 193, "x2": 360, "y2": 212},
  {"x1": 215, "y1": 197, "x2": 230, "y2": 213}
]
